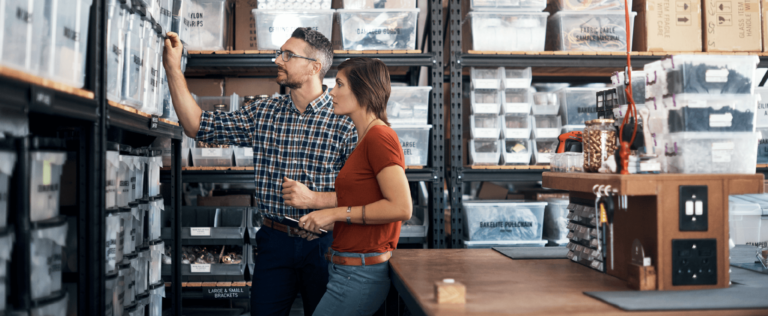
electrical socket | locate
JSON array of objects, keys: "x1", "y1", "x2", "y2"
[
  {"x1": 678, "y1": 185, "x2": 708, "y2": 231},
  {"x1": 672, "y1": 239, "x2": 717, "y2": 286}
]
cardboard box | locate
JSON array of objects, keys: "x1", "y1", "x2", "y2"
[
  {"x1": 632, "y1": 0, "x2": 702, "y2": 51},
  {"x1": 187, "y1": 78, "x2": 225, "y2": 96},
  {"x1": 763, "y1": 0, "x2": 768, "y2": 51},
  {"x1": 235, "y1": 0, "x2": 258, "y2": 50},
  {"x1": 703, "y1": 0, "x2": 762, "y2": 51},
  {"x1": 477, "y1": 182, "x2": 509, "y2": 200},
  {"x1": 225, "y1": 78, "x2": 281, "y2": 97},
  {"x1": 197, "y1": 194, "x2": 252, "y2": 206}
]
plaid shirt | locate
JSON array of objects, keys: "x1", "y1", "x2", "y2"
[{"x1": 196, "y1": 89, "x2": 357, "y2": 217}]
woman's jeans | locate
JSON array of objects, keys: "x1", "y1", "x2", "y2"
[{"x1": 312, "y1": 250, "x2": 391, "y2": 316}]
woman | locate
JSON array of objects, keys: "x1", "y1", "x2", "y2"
[{"x1": 298, "y1": 57, "x2": 413, "y2": 316}]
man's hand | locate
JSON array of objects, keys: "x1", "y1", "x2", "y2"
[
  {"x1": 163, "y1": 32, "x2": 184, "y2": 74},
  {"x1": 297, "y1": 230, "x2": 320, "y2": 241},
  {"x1": 299, "y1": 209, "x2": 339, "y2": 234},
  {"x1": 282, "y1": 177, "x2": 315, "y2": 209}
]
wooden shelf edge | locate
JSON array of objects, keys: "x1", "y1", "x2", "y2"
[
  {"x1": 108, "y1": 101, "x2": 152, "y2": 118},
  {"x1": 463, "y1": 51, "x2": 768, "y2": 57},
  {"x1": 179, "y1": 165, "x2": 425, "y2": 171},
  {"x1": 0, "y1": 65, "x2": 94, "y2": 99},
  {"x1": 467, "y1": 165, "x2": 550, "y2": 170}
]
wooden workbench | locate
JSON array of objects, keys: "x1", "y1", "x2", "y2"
[{"x1": 389, "y1": 249, "x2": 768, "y2": 315}]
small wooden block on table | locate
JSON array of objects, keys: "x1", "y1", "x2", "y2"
[{"x1": 434, "y1": 280, "x2": 466, "y2": 304}]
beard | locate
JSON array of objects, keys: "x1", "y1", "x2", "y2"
[{"x1": 276, "y1": 67, "x2": 305, "y2": 90}]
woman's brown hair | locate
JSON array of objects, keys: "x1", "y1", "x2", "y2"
[{"x1": 337, "y1": 57, "x2": 391, "y2": 126}]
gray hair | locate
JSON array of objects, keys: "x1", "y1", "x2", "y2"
[{"x1": 291, "y1": 27, "x2": 333, "y2": 79}]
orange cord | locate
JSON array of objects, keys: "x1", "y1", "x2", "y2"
[{"x1": 618, "y1": 0, "x2": 637, "y2": 174}]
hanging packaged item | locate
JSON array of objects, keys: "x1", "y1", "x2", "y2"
[
  {"x1": 469, "y1": 139, "x2": 501, "y2": 165},
  {"x1": 106, "y1": 210, "x2": 125, "y2": 275},
  {"x1": 337, "y1": 9, "x2": 419, "y2": 50},
  {"x1": 134, "y1": 200, "x2": 147, "y2": 248},
  {"x1": 121, "y1": 255, "x2": 136, "y2": 307},
  {"x1": 140, "y1": 24, "x2": 162, "y2": 115},
  {"x1": 501, "y1": 139, "x2": 532, "y2": 165},
  {"x1": 146, "y1": 150, "x2": 163, "y2": 197},
  {"x1": 29, "y1": 292, "x2": 68, "y2": 316},
  {"x1": 149, "y1": 240, "x2": 164, "y2": 286},
  {"x1": 582, "y1": 119, "x2": 617, "y2": 173},
  {"x1": 133, "y1": 149, "x2": 147, "y2": 201},
  {"x1": 0, "y1": 229, "x2": 12, "y2": 313},
  {"x1": 464, "y1": 11, "x2": 549, "y2": 52},
  {"x1": 107, "y1": 0, "x2": 130, "y2": 102},
  {"x1": 135, "y1": 246, "x2": 150, "y2": 296},
  {"x1": 158, "y1": 0, "x2": 173, "y2": 32},
  {"x1": 30, "y1": 217, "x2": 68, "y2": 300},
  {"x1": 123, "y1": 5, "x2": 148, "y2": 109},
  {"x1": 117, "y1": 151, "x2": 135, "y2": 207},
  {"x1": 30, "y1": 150, "x2": 66, "y2": 222},
  {"x1": 115, "y1": 262, "x2": 130, "y2": 316},
  {"x1": 0, "y1": 143, "x2": 15, "y2": 229},
  {"x1": 186, "y1": 0, "x2": 230, "y2": 50},
  {"x1": 147, "y1": 197, "x2": 164, "y2": 242},
  {"x1": 387, "y1": 86, "x2": 432, "y2": 126},
  {"x1": 105, "y1": 273, "x2": 118, "y2": 316},
  {"x1": 547, "y1": 11, "x2": 636, "y2": 52},
  {"x1": 462, "y1": 200, "x2": 547, "y2": 242},
  {"x1": 148, "y1": 282, "x2": 165, "y2": 316},
  {"x1": 252, "y1": 10, "x2": 335, "y2": 50},
  {"x1": 392, "y1": 125, "x2": 432, "y2": 166}
]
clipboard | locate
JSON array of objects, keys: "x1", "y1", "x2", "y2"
[{"x1": 282, "y1": 216, "x2": 329, "y2": 236}]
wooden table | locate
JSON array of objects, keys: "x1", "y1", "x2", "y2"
[{"x1": 389, "y1": 249, "x2": 768, "y2": 315}]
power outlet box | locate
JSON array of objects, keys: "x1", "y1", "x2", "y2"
[
  {"x1": 672, "y1": 239, "x2": 717, "y2": 286},
  {"x1": 678, "y1": 186, "x2": 708, "y2": 231}
]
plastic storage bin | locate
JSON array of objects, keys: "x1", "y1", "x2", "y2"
[
  {"x1": 106, "y1": 211, "x2": 124, "y2": 275},
  {"x1": 728, "y1": 195, "x2": 763, "y2": 244},
  {"x1": 469, "y1": 139, "x2": 501, "y2": 165},
  {"x1": 553, "y1": 0, "x2": 631, "y2": 11},
  {"x1": 533, "y1": 92, "x2": 559, "y2": 115},
  {"x1": 756, "y1": 87, "x2": 768, "y2": 128},
  {"x1": 121, "y1": 205, "x2": 136, "y2": 256},
  {"x1": 343, "y1": 0, "x2": 414, "y2": 9},
  {"x1": 501, "y1": 139, "x2": 532, "y2": 165},
  {"x1": 257, "y1": 0, "x2": 332, "y2": 9},
  {"x1": 147, "y1": 152, "x2": 162, "y2": 197},
  {"x1": 666, "y1": 95, "x2": 757, "y2": 133},
  {"x1": 135, "y1": 247, "x2": 149, "y2": 295},
  {"x1": 30, "y1": 151, "x2": 66, "y2": 222},
  {"x1": 29, "y1": 0, "x2": 56, "y2": 77},
  {"x1": 0, "y1": 149, "x2": 16, "y2": 228},
  {"x1": 119, "y1": 259, "x2": 135, "y2": 307},
  {"x1": 462, "y1": 239, "x2": 548, "y2": 249},
  {"x1": 503, "y1": 88, "x2": 533, "y2": 114},
  {"x1": 387, "y1": 86, "x2": 431, "y2": 125},
  {"x1": 471, "y1": 67, "x2": 502, "y2": 90},
  {"x1": 337, "y1": 9, "x2": 419, "y2": 50},
  {"x1": 163, "y1": 244, "x2": 247, "y2": 281},
  {"x1": 107, "y1": 0, "x2": 128, "y2": 102},
  {"x1": 234, "y1": 147, "x2": 254, "y2": 167},
  {"x1": 393, "y1": 125, "x2": 432, "y2": 166},
  {"x1": 471, "y1": 90, "x2": 502, "y2": 114},
  {"x1": 47, "y1": 0, "x2": 93, "y2": 87},
  {"x1": 149, "y1": 241, "x2": 164, "y2": 285},
  {"x1": 133, "y1": 155, "x2": 146, "y2": 200},
  {"x1": 401, "y1": 206, "x2": 428, "y2": 238},
  {"x1": 30, "y1": 218, "x2": 68, "y2": 300},
  {"x1": 252, "y1": 10, "x2": 334, "y2": 50},
  {"x1": 122, "y1": 7, "x2": 147, "y2": 109},
  {"x1": 503, "y1": 67, "x2": 532, "y2": 89},
  {"x1": 29, "y1": 292, "x2": 68, "y2": 316},
  {"x1": 662, "y1": 55, "x2": 758, "y2": 96},
  {"x1": 758, "y1": 128, "x2": 768, "y2": 164},
  {"x1": 185, "y1": 0, "x2": 228, "y2": 50},
  {"x1": 169, "y1": 207, "x2": 247, "y2": 244},
  {"x1": 558, "y1": 88, "x2": 600, "y2": 127},
  {"x1": 134, "y1": 200, "x2": 147, "y2": 248},
  {"x1": 462, "y1": 200, "x2": 547, "y2": 242},
  {"x1": 0, "y1": 0, "x2": 35, "y2": 71},
  {"x1": 667, "y1": 132, "x2": 758, "y2": 174},
  {"x1": 191, "y1": 148, "x2": 234, "y2": 167},
  {"x1": 543, "y1": 198, "x2": 569, "y2": 242},
  {"x1": 532, "y1": 115, "x2": 562, "y2": 139},
  {"x1": 533, "y1": 139, "x2": 556, "y2": 164},
  {"x1": 502, "y1": 114, "x2": 531, "y2": 139},
  {"x1": 547, "y1": 11, "x2": 636, "y2": 52},
  {"x1": 470, "y1": 114, "x2": 501, "y2": 139},
  {"x1": 148, "y1": 283, "x2": 165, "y2": 316},
  {"x1": 140, "y1": 26, "x2": 161, "y2": 115},
  {"x1": 147, "y1": 197, "x2": 164, "y2": 242},
  {"x1": 471, "y1": 0, "x2": 546, "y2": 10},
  {"x1": 465, "y1": 11, "x2": 548, "y2": 52}
]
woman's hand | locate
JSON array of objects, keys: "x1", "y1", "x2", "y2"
[{"x1": 299, "y1": 208, "x2": 341, "y2": 234}]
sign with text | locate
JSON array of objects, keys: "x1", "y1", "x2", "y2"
[{"x1": 202, "y1": 287, "x2": 249, "y2": 299}]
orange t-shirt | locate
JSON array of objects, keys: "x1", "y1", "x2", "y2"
[{"x1": 332, "y1": 125, "x2": 405, "y2": 254}]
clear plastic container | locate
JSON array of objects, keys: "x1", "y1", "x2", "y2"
[
  {"x1": 462, "y1": 200, "x2": 547, "y2": 242},
  {"x1": 470, "y1": 114, "x2": 501, "y2": 139},
  {"x1": 462, "y1": 239, "x2": 548, "y2": 249},
  {"x1": 469, "y1": 139, "x2": 500, "y2": 165},
  {"x1": 566, "y1": 151, "x2": 584, "y2": 172},
  {"x1": 583, "y1": 119, "x2": 618, "y2": 173},
  {"x1": 133, "y1": 156, "x2": 146, "y2": 200},
  {"x1": 158, "y1": 0, "x2": 173, "y2": 32},
  {"x1": 47, "y1": 0, "x2": 93, "y2": 88},
  {"x1": 147, "y1": 154, "x2": 162, "y2": 197},
  {"x1": 758, "y1": 128, "x2": 768, "y2": 164},
  {"x1": 149, "y1": 241, "x2": 164, "y2": 285},
  {"x1": 121, "y1": 206, "x2": 135, "y2": 256},
  {"x1": 465, "y1": 11, "x2": 548, "y2": 52},
  {"x1": 135, "y1": 247, "x2": 149, "y2": 295},
  {"x1": 611, "y1": 70, "x2": 645, "y2": 106},
  {"x1": 547, "y1": 12, "x2": 636, "y2": 52},
  {"x1": 120, "y1": 258, "x2": 135, "y2": 307},
  {"x1": 106, "y1": 211, "x2": 122, "y2": 275},
  {"x1": 532, "y1": 115, "x2": 561, "y2": 139},
  {"x1": 29, "y1": 0, "x2": 56, "y2": 76},
  {"x1": 553, "y1": 0, "x2": 631, "y2": 11},
  {"x1": 533, "y1": 139, "x2": 556, "y2": 164},
  {"x1": 30, "y1": 219, "x2": 68, "y2": 300},
  {"x1": 387, "y1": 86, "x2": 431, "y2": 125},
  {"x1": 661, "y1": 55, "x2": 758, "y2": 96},
  {"x1": 756, "y1": 87, "x2": 768, "y2": 128},
  {"x1": 666, "y1": 94, "x2": 757, "y2": 133},
  {"x1": 471, "y1": 0, "x2": 546, "y2": 10},
  {"x1": 343, "y1": 0, "x2": 414, "y2": 9},
  {"x1": 337, "y1": 9, "x2": 419, "y2": 50},
  {"x1": 470, "y1": 90, "x2": 501, "y2": 114},
  {"x1": 501, "y1": 139, "x2": 531, "y2": 165},
  {"x1": 140, "y1": 27, "x2": 161, "y2": 115},
  {"x1": 234, "y1": 147, "x2": 254, "y2": 167},
  {"x1": 728, "y1": 195, "x2": 763, "y2": 245},
  {"x1": 503, "y1": 88, "x2": 533, "y2": 114},
  {"x1": 532, "y1": 92, "x2": 559, "y2": 115},
  {"x1": 123, "y1": 8, "x2": 147, "y2": 109},
  {"x1": 134, "y1": 201, "x2": 147, "y2": 249},
  {"x1": 0, "y1": 150, "x2": 16, "y2": 228},
  {"x1": 543, "y1": 198, "x2": 569, "y2": 242},
  {"x1": 107, "y1": 1, "x2": 128, "y2": 102},
  {"x1": 186, "y1": 0, "x2": 228, "y2": 50},
  {"x1": 147, "y1": 197, "x2": 164, "y2": 242},
  {"x1": 174, "y1": 0, "x2": 191, "y2": 44},
  {"x1": 197, "y1": 95, "x2": 239, "y2": 112},
  {"x1": 0, "y1": 0, "x2": 34, "y2": 71},
  {"x1": 258, "y1": 0, "x2": 332, "y2": 9},
  {"x1": 252, "y1": 10, "x2": 334, "y2": 50},
  {"x1": 30, "y1": 151, "x2": 66, "y2": 222},
  {"x1": 117, "y1": 155, "x2": 134, "y2": 207},
  {"x1": 392, "y1": 125, "x2": 432, "y2": 166},
  {"x1": 191, "y1": 148, "x2": 234, "y2": 167},
  {"x1": 551, "y1": 152, "x2": 565, "y2": 172},
  {"x1": 503, "y1": 67, "x2": 532, "y2": 89},
  {"x1": 30, "y1": 292, "x2": 68, "y2": 316},
  {"x1": 667, "y1": 132, "x2": 758, "y2": 174},
  {"x1": 557, "y1": 88, "x2": 600, "y2": 127},
  {"x1": 148, "y1": 283, "x2": 165, "y2": 316},
  {"x1": 502, "y1": 114, "x2": 531, "y2": 139},
  {"x1": 471, "y1": 67, "x2": 503, "y2": 90}
]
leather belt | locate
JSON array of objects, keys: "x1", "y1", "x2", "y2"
[
  {"x1": 263, "y1": 218, "x2": 304, "y2": 236},
  {"x1": 325, "y1": 249, "x2": 392, "y2": 266}
]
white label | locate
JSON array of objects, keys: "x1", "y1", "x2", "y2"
[
  {"x1": 244, "y1": 148, "x2": 254, "y2": 157},
  {"x1": 201, "y1": 148, "x2": 223, "y2": 157},
  {"x1": 538, "y1": 153, "x2": 552, "y2": 164},
  {"x1": 505, "y1": 153, "x2": 528, "y2": 163},
  {"x1": 712, "y1": 142, "x2": 735, "y2": 150},
  {"x1": 712, "y1": 150, "x2": 731, "y2": 163},
  {"x1": 505, "y1": 129, "x2": 529, "y2": 139},
  {"x1": 639, "y1": 161, "x2": 661, "y2": 172},
  {"x1": 474, "y1": 79, "x2": 499, "y2": 90},
  {"x1": 505, "y1": 79, "x2": 528, "y2": 89},
  {"x1": 190, "y1": 264, "x2": 211, "y2": 273},
  {"x1": 504, "y1": 103, "x2": 529, "y2": 114},
  {"x1": 190, "y1": 227, "x2": 211, "y2": 236},
  {"x1": 705, "y1": 69, "x2": 729, "y2": 83},
  {"x1": 474, "y1": 129, "x2": 499, "y2": 139},
  {"x1": 537, "y1": 129, "x2": 559, "y2": 139},
  {"x1": 642, "y1": 257, "x2": 652, "y2": 267},
  {"x1": 475, "y1": 104, "x2": 499, "y2": 114},
  {"x1": 709, "y1": 113, "x2": 733, "y2": 127}
]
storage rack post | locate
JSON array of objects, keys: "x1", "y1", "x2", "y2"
[
  {"x1": 429, "y1": 0, "x2": 446, "y2": 249},
  {"x1": 93, "y1": 0, "x2": 108, "y2": 312},
  {"x1": 448, "y1": 0, "x2": 463, "y2": 248}
]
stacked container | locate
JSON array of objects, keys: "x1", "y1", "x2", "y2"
[
  {"x1": 463, "y1": 0, "x2": 548, "y2": 52},
  {"x1": 336, "y1": 0, "x2": 418, "y2": 51},
  {"x1": 468, "y1": 67, "x2": 502, "y2": 165},
  {"x1": 501, "y1": 68, "x2": 534, "y2": 165},
  {"x1": 252, "y1": 9, "x2": 334, "y2": 50},
  {"x1": 389, "y1": 86, "x2": 433, "y2": 167},
  {"x1": 461, "y1": 200, "x2": 548, "y2": 248},
  {"x1": 234, "y1": 95, "x2": 269, "y2": 167},
  {"x1": 192, "y1": 95, "x2": 240, "y2": 167},
  {"x1": 546, "y1": 0, "x2": 635, "y2": 52}
]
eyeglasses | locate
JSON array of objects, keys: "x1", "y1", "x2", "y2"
[{"x1": 275, "y1": 50, "x2": 317, "y2": 62}]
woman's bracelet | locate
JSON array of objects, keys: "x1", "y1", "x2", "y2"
[{"x1": 362, "y1": 205, "x2": 366, "y2": 225}]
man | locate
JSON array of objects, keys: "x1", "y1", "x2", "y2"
[{"x1": 162, "y1": 28, "x2": 356, "y2": 315}]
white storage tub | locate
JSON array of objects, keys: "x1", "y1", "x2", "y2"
[
  {"x1": 532, "y1": 92, "x2": 559, "y2": 115},
  {"x1": 533, "y1": 139, "x2": 557, "y2": 165},
  {"x1": 503, "y1": 67, "x2": 532, "y2": 89},
  {"x1": 234, "y1": 147, "x2": 254, "y2": 167},
  {"x1": 661, "y1": 55, "x2": 758, "y2": 96},
  {"x1": 337, "y1": 9, "x2": 419, "y2": 50},
  {"x1": 185, "y1": 0, "x2": 229, "y2": 50},
  {"x1": 470, "y1": 114, "x2": 501, "y2": 139},
  {"x1": 465, "y1": 11, "x2": 548, "y2": 52},
  {"x1": 0, "y1": 149, "x2": 16, "y2": 228},
  {"x1": 343, "y1": 0, "x2": 414, "y2": 9},
  {"x1": 393, "y1": 125, "x2": 432, "y2": 166},
  {"x1": 532, "y1": 115, "x2": 561, "y2": 139},
  {"x1": 191, "y1": 148, "x2": 234, "y2": 167},
  {"x1": 471, "y1": 67, "x2": 502, "y2": 90},
  {"x1": 121, "y1": 205, "x2": 135, "y2": 256},
  {"x1": 259, "y1": 0, "x2": 332, "y2": 9},
  {"x1": 469, "y1": 139, "x2": 501, "y2": 166},
  {"x1": 30, "y1": 151, "x2": 67, "y2": 222},
  {"x1": 470, "y1": 90, "x2": 501, "y2": 114},
  {"x1": 547, "y1": 11, "x2": 636, "y2": 52},
  {"x1": 552, "y1": 0, "x2": 631, "y2": 11},
  {"x1": 387, "y1": 86, "x2": 431, "y2": 125},
  {"x1": 667, "y1": 132, "x2": 758, "y2": 174},
  {"x1": 728, "y1": 195, "x2": 763, "y2": 245},
  {"x1": 471, "y1": 0, "x2": 546, "y2": 10},
  {"x1": 252, "y1": 10, "x2": 334, "y2": 50},
  {"x1": 557, "y1": 88, "x2": 600, "y2": 127},
  {"x1": 501, "y1": 114, "x2": 531, "y2": 139},
  {"x1": 503, "y1": 88, "x2": 533, "y2": 114},
  {"x1": 462, "y1": 200, "x2": 547, "y2": 242},
  {"x1": 501, "y1": 139, "x2": 532, "y2": 165},
  {"x1": 30, "y1": 217, "x2": 68, "y2": 300}
]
